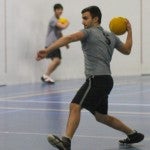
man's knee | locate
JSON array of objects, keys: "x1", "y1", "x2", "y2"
[
  {"x1": 53, "y1": 58, "x2": 61, "y2": 65},
  {"x1": 95, "y1": 112, "x2": 115, "y2": 126},
  {"x1": 95, "y1": 112, "x2": 109, "y2": 123}
]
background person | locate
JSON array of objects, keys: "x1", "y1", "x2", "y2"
[{"x1": 41, "y1": 3, "x2": 69, "y2": 84}]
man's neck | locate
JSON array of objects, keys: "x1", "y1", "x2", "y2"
[
  {"x1": 93, "y1": 23, "x2": 100, "y2": 28},
  {"x1": 55, "y1": 14, "x2": 59, "y2": 19}
]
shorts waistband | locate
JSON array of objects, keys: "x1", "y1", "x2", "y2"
[{"x1": 88, "y1": 75, "x2": 111, "y2": 78}]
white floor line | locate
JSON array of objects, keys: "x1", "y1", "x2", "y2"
[
  {"x1": 0, "y1": 106, "x2": 150, "y2": 115},
  {"x1": 110, "y1": 103, "x2": 150, "y2": 107},
  {"x1": 0, "y1": 131, "x2": 120, "y2": 140},
  {"x1": 0, "y1": 98, "x2": 150, "y2": 108},
  {"x1": 0, "y1": 131, "x2": 149, "y2": 141}
]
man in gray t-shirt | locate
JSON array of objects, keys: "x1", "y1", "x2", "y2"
[
  {"x1": 41, "y1": 3, "x2": 69, "y2": 84},
  {"x1": 37, "y1": 6, "x2": 144, "y2": 150},
  {"x1": 81, "y1": 26, "x2": 123, "y2": 78}
]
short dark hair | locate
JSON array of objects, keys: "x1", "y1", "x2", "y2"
[
  {"x1": 54, "y1": 3, "x2": 63, "y2": 10},
  {"x1": 81, "y1": 6, "x2": 102, "y2": 23}
]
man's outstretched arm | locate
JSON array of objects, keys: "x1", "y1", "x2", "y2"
[{"x1": 36, "y1": 31, "x2": 85, "y2": 61}]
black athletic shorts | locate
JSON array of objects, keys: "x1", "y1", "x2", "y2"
[
  {"x1": 71, "y1": 75, "x2": 113, "y2": 115},
  {"x1": 45, "y1": 48, "x2": 61, "y2": 59}
]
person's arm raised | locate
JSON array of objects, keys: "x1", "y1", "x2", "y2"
[{"x1": 117, "y1": 20, "x2": 132, "y2": 55}]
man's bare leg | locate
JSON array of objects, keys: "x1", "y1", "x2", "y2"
[
  {"x1": 65, "y1": 103, "x2": 81, "y2": 139},
  {"x1": 95, "y1": 112, "x2": 133, "y2": 134},
  {"x1": 45, "y1": 57, "x2": 61, "y2": 76}
]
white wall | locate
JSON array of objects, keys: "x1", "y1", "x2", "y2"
[
  {"x1": 1, "y1": 0, "x2": 149, "y2": 84},
  {"x1": 142, "y1": 0, "x2": 150, "y2": 74},
  {"x1": 0, "y1": 0, "x2": 6, "y2": 85}
]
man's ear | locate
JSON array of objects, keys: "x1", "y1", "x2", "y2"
[{"x1": 93, "y1": 16, "x2": 99, "y2": 23}]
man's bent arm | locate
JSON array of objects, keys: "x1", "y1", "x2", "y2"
[
  {"x1": 117, "y1": 29, "x2": 132, "y2": 55},
  {"x1": 117, "y1": 20, "x2": 132, "y2": 55}
]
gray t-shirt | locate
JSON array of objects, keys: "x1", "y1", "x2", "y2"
[
  {"x1": 45, "y1": 16, "x2": 62, "y2": 47},
  {"x1": 81, "y1": 26, "x2": 123, "y2": 78}
]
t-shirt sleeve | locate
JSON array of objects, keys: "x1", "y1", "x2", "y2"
[
  {"x1": 80, "y1": 29, "x2": 90, "y2": 41},
  {"x1": 114, "y1": 36, "x2": 124, "y2": 49},
  {"x1": 49, "y1": 18, "x2": 57, "y2": 27}
]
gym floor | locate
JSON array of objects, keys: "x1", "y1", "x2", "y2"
[{"x1": 0, "y1": 76, "x2": 150, "y2": 150}]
